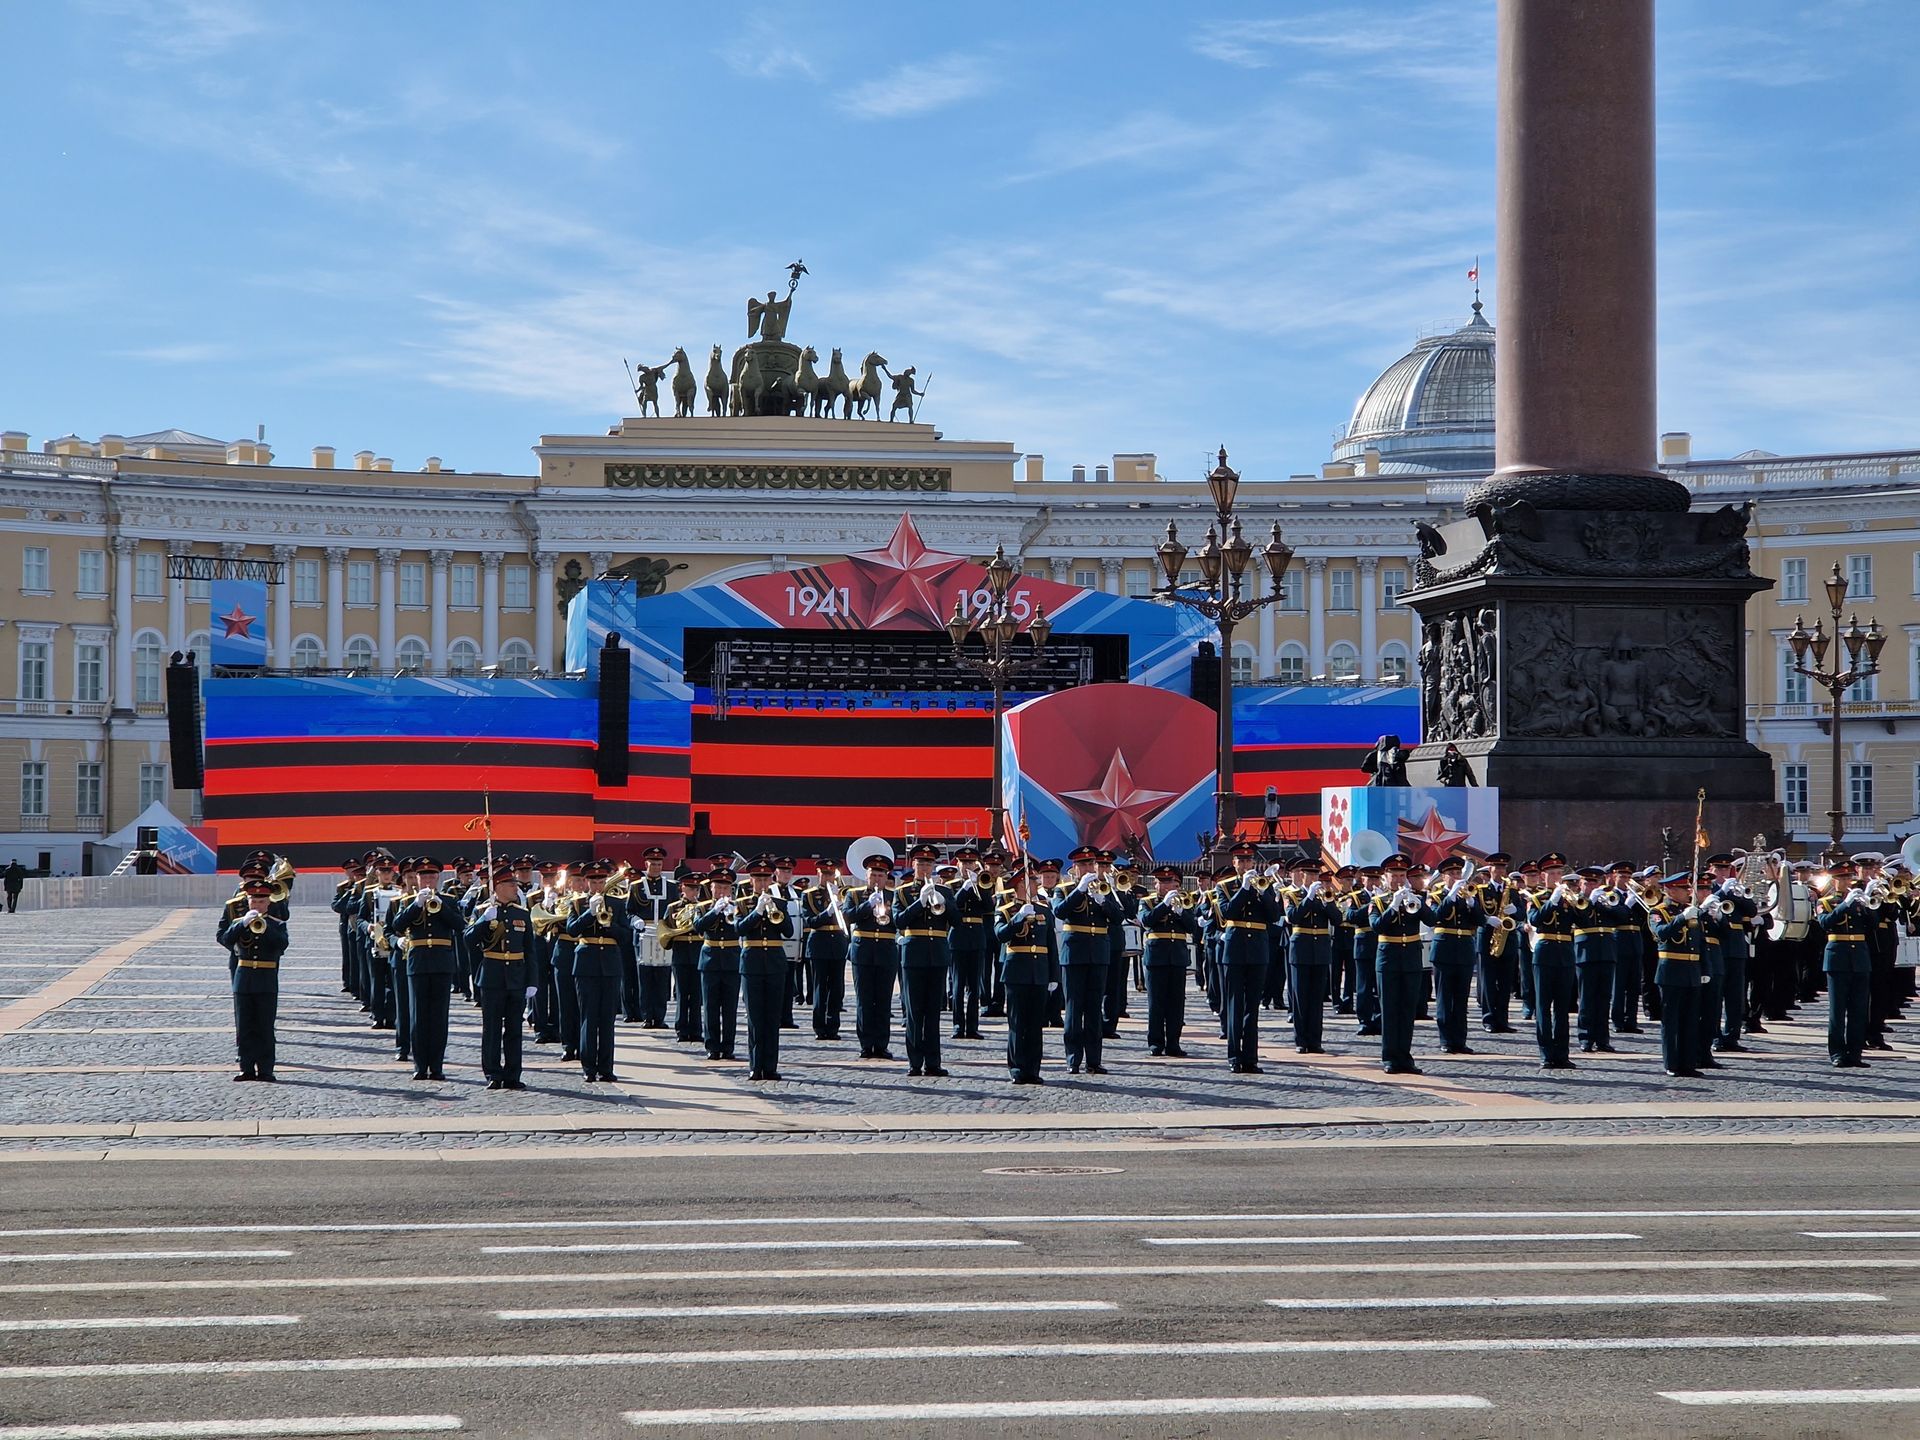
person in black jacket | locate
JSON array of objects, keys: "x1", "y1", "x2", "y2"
[
  {"x1": 468, "y1": 864, "x2": 534, "y2": 1090},
  {"x1": 218, "y1": 879, "x2": 288, "y2": 1082}
]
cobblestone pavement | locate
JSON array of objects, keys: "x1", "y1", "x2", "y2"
[{"x1": 1, "y1": 904, "x2": 1915, "y2": 1148}]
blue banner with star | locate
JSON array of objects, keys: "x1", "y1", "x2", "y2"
[{"x1": 209, "y1": 577, "x2": 269, "y2": 669}]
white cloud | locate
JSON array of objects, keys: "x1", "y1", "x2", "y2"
[
  {"x1": 718, "y1": 14, "x2": 819, "y2": 80},
  {"x1": 836, "y1": 54, "x2": 995, "y2": 120},
  {"x1": 116, "y1": 342, "x2": 235, "y2": 363},
  {"x1": 1006, "y1": 112, "x2": 1229, "y2": 184},
  {"x1": 90, "y1": 0, "x2": 267, "y2": 65}
]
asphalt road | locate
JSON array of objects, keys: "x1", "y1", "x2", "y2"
[{"x1": 1, "y1": 1142, "x2": 1919, "y2": 1437}]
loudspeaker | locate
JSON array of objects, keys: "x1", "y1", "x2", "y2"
[
  {"x1": 595, "y1": 632, "x2": 630, "y2": 786},
  {"x1": 1189, "y1": 640, "x2": 1221, "y2": 712},
  {"x1": 136, "y1": 826, "x2": 160, "y2": 850},
  {"x1": 164, "y1": 652, "x2": 204, "y2": 790}
]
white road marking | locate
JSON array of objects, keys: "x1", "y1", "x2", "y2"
[
  {"x1": 498, "y1": 1300, "x2": 1115, "y2": 1321},
  {"x1": 479, "y1": 1239, "x2": 1022, "y2": 1256},
  {"x1": 2, "y1": 1208, "x2": 1912, "y2": 1239},
  {"x1": 5, "y1": 1333, "x2": 1919, "y2": 1380},
  {"x1": 1662, "y1": 1388, "x2": 1920, "y2": 1406},
  {"x1": 7, "y1": 1256, "x2": 1918, "y2": 1297},
  {"x1": 0, "y1": 1419, "x2": 460, "y2": 1439},
  {"x1": 1143, "y1": 1232, "x2": 1639, "y2": 1246},
  {"x1": 1263, "y1": 1291, "x2": 1883, "y2": 1310},
  {"x1": 621, "y1": 1395, "x2": 1492, "y2": 1425},
  {"x1": 1804, "y1": 1230, "x2": 1920, "y2": 1239},
  {"x1": 0, "y1": 1315, "x2": 298, "y2": 1332},
  {"x1": 0, "y1": 1250, "x2": 293, "y2": 1266}
]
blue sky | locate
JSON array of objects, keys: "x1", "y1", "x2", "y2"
[{"x1": 4, "y1": 0, "x2": 1916, "y2": 478}]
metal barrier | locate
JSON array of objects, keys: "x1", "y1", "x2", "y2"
[{"x1": 11, "y1": 874, "x2": 344, "y2": 911}]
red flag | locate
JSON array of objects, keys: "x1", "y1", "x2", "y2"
[{"x1": 1467, "y1": 264, "x2": 1479, "y2": 282}]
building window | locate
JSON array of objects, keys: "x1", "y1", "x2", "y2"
[
  {"x1": 1228, "y1": 644, "x2": 1256, "y2": 685},
  {"x1": 1847, "y1": 763, "x2": 1874, "y2": 817},
  {"x1": 1327, "y1": 643, "x2": 1360, "y2": 683},
  {"x1": 398, "y1": 563, "x2": 426, "y2": 608},
  {"x1": 1847, "y1": 554, "x2": 1872, "y2": 600},
  {"x1": 19, "y1": 640, "x2": 50, "y2": 702},
  {"x1": 291, "y1": 636, "x2": 323, "y2": 671},
  {"x1": 77, "y1": 549, "x2": 106, "y2": 595},
  {"x1": 1782, "y1": 648, "x2": 1809, "y2": 705},
  {"x1": 1379, "y1": 644, "x2": 1410, "y2": 683},
  {"x1": 186, "y1": 574, "x2": 210, "y2": 603},
  {"x1": 504, "y1": 565, "x2": 530, "y2": 609},
  {"x1": 134, "y1": 550, "x2": 162, "y2": 598},
  {"x1": 75, "y1": 643, "x2": 105, "y2": 704},
  {"x1": 1779, "y1": 557, "x2": 1807, "y2": 603},
  {"x1": 449, "y1": 638, "x2": 480, "y2": 675},
  {"x1": 1124, "y1": 570, "x2": 1151, "y2": 598},
  {"x1": 396, "y1": 636, "x2": 430, "y2": 671},
  {"x1": 343, "y1": 636, "x2": 376, "y2": 670},
  {"x1": 133, "y1": 633, "x2": 164, "y2": 703},
  {"x1": 293, "y1": 559, "x2": 320, "y2": 603},
  {"x1": 20, "y1": 762, "x2": 47, "y2": 817},
  {"x1": 1381, "y1": 567, "x2": 1407, "y2": 608},
  {"x1": 1328, "y1": 567, "x2": 1355, "y2": 611},
  {"x1": 138, "y1": 763, "x2": 166, "y2": 810},
  {"x1": 1276, "y1": 644, "x2": 1307, "y2": 684},
  {"x1": 21, "y1": 546, "x2": 50, "y2": 592},
  {"x1": 346, "y1": 562, "x2": 374, "y2": 606},
  {"x1": 499, "y1": 640, "x2": 534, "y2": 677},
  {"x1": 1782, "y1": 763, "x2": 1808, "y2": 817},
  {"x1": 1072, "y1": 569, "x2": 1097, "y2": 591},
  {"x1": 1846, "y1": 666, "x2": 1878, "y2": 703},
  {"x1": 76, "y1": 762, "x2": 102, "y2": 819},
  {"x1": 451, "y1": 563, "x2": 478, "y2": 608},
  {"x1": 1278, "y1": 569, "x2": 1304, "y2": 611}
]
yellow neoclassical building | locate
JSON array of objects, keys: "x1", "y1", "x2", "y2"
[{"x1": 2, "y1": 311, "x2": 1915, "y2": 871}]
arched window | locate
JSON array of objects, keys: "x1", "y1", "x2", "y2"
[
  {"x1": 395, "y1": 636, "x2": 429, "y2": 672},
  {"x1": 185, "y1": 630, "x2": 210, "y2": 695},
  {"x1": 1275, "y1": 643, "x2": 1307, "y2": 684},
  {"x1": 343, "y1": 635, "x2": 376, "y2": 671},
  {"x1": 133, "y1": 631, "x2": 165, "y2": 704},
  {"x1": 1328, "y1": 642, "x2": 1361, "y2": 683},
  {"x1": 291, "y1": 636, "x2": 323, "y2": 672},
  {"x1": 1379, "y1": 642, "x2": 1410, "y2": 684},
  {"x1": 449, "y1": 638, "x2": 480, "y2": 676},
  {"x1": 1229, "y1": 641, "x2": 1257, "y2": 685},
  {"x1": 499, "y1": 640, "x2": 534, "y2": 677}
]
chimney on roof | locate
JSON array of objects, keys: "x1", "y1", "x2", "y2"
[
  {"x1": 255, "y1": 444, "x2": 272, "y2": 465},
  {"x1": 1660, "y1": 431, "x2": 1692, "y2": 462},
  {"x1": 311, "y1": 445, "x2": 335, "y2": 469},
  {"x1": 1024, "y1": 454, "x2": 1044, "y2": 482},
  {"x1": 226, "y1": 440, "x2": 251, "y2": 465},
  {"x1": 354, "y1": 450, "x2": 375, "y2": 470},
  {"x1": 373, "y1": 456, "x2": 393, "y2": 472},
  {"x1": 1071, "y1": 464, "x2": 1086, "y2": 483},
  {"x1": 1094, "y1": 464, "x2": 1110, "y2": 483},
  {"x1": 423, "y1": 456, "x2": 442, "y2": 473},
  {"x1": 1362, "y1": 448, "x2": 1381, "y2": 475},
  {"x1": 0, "y1": 431, "x2": 26, "y2": 453}
]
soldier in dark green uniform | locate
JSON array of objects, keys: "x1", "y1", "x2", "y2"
[
  {"x1": 802, "y1": 857, "x2": 850, "y2": 1040},
  {"x1": 332, "y1": 858, "x2": 364, "y2": 996},
  {"x1": 1428, "y1": 855, "x2": 1483, "y2": 1055},
  {"x1": 996, "y1": 863, "x2": 1058, "y2": 1084},
  {"x1": 894, "y1": 843, "x2": 953, "y2": 1077},
  {"x1": 738, "y1": 859, "x2": 796, "y2": 1080},
  {"x1": 1216, "y1": 843, "x2": 1280, "y2": 1073},
  {"x1": 468, "y1": 864, "x2": 533, "y2": 1089},
  {"x1": 1347, "y1": 866, "x2": 1382, "y2": 1037},
  {"x1": 980, "y1": 848, "x2": 1010, "y2": 1018},
  {"x1": 1527, "y1": 853, "x2": 1579, "y2": 1069},
  {"x1": 1651, "y1": 871, "x2": 1704, "y2": 1076},
  {"x1": 946, "y1": 846, "x2": 992, "y2": 1040},
  {"x1": 564, "y1": 861, "x2": 625, "y2": 1082},
  {"x1": 692, "y1": 867, "x2": 745, "y2": 1062},
  {"x1": 1816, "y1": 862, "x2": 1873, "y2": 1067},
  {"x1": 391, "y1": 857, "x2": 461, "y2": 1081},
  {"x1": 1570, "y1": 864, "x2": 1619, "y2": 1055},
  {"x1": 1286, "y1": 865, "x2": 1338, "y2": 1054},
  {"x1": 219, "y1": 878, "x2": 287, "y2": 1082},
  {"x1": 1370, "y1": 854, "x2": 1436, "y2": 1074},
  {"x1": 1053, "y1": 846, "x2": 1123, "y2": 1074},
  {"x1": 1139, "y1": 865, "x2": 1196, "y2": 1056},
  {"x1": 844, "y1": 854, "x2": 900, "y2": 1060},
  {"x1": 661, "y1": 870, "x2": 706, "y2": 1044}
]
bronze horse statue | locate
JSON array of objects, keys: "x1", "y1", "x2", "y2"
[
  {"x1": 796, "y1": 347, "x2": 824, "y2": 416},
  {"x1": 668, "y1": 347, "x2": 697, "y2": 419},
  {"x1": 703, "y1": 344, "x2": 729, "y2": 417},
  {"x1": 817, "y1": 347, "x2": 850, "y2": 418},
  {"x1": 848, "y1": 351, "x2": 887, "y2": 420}
]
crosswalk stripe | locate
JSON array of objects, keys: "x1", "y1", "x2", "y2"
[
  {"x1": 1143, "y1": 1232, "x2": 1638, "y2": 1246},
  {"x1": 1661, "y1": 1388, "x2": 1920, "y2": 1406},
  {"x1": 498, "y1": 1300, "x2": 1115, "y2": 1321},
  {"x1": 1803, "y1": 1230, "x2": 1920, "y2": 1239},
  {"x1": 621, "y1": 1395, "x2": 1493, "y2": 1425},
  {"x1": 0, "y1": 1250, "x2": 293, "y2": 1266},
  {"x1": 1263, "y1": 1291, "x2": 1883, "y2": 1310},
  {"x1": 0, "y1": 1419, "x2": 461, "y2": 1439},
  {"x1": 479, "y1": 1239, "x2": 1022, "y2": 1256},
  {"x1": 0, "y1": 1315, "x2": 297, "y2": 1332}
]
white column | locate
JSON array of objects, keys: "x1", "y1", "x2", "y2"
[
  {"x1": 534, "y1": 554, "x2": 556, "y2": 672},
  {"x1": 325, "y1": 547, "x2": 347, "y2": 665},
  {"x1": 111, "y1": 538, "x2": 135, "y2": 708},
  {"x1": 589, "y1": 550, "x2": 613, "y2": 577},
  {"x1": 1357, "y1": 556, "x2": 1379, "y2": 681},
  {"x1": 1100, "y1": 557, "x2": 1124, "y2": 596},
  {"x1": 1257, "y1": 602, "x2": 1276, "y2": 679},
  {"x1": 1049, "y1": 557, "x2": 1072, "y2": 584},
  {"x1": 480, "y1": 553, "x2": 501, "y2": 665},
  {"x1": 429, "y1": 550, "x2": 451, "y2": 673},
  {"x1": 166, "y1": 541, "x2": 189, "y2": 653},
  {"x1": 271, "y1": 546, "x2": 295, "y2": 665},
  {"x1": 1306, "y1": 556, "x2": 1327, "y2": 677},
  {"x1": 376, "y1": 548, "x2": 400, "y2": 668}
]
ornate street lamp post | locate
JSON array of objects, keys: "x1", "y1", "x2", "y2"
[
  {"x1": 1786, "y1": 561, "x2": 1886, "y2": 865},
  {"x1": 1152, "y1": 448, "x2": 1294, "y2": 858},
  {"x1": 947, "y1": 544, "x2": 1051, "y2": 848}
]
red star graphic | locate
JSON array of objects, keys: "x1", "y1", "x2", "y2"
[
  {"x1": 217, "y1": 604, "x2": 258, "y2": 640},
  {"x1": 1059, "y1": 750, "x2": 1179, "y2": 851},
  {"x1": 844, "y1": 515, "x2": 971, "y2": 628},
  {"x1": 1398, "y1": 805, "x2": 1470, "y2": 868}
]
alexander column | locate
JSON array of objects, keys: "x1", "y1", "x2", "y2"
[{"x1": 1404, "y1": 0, "x2": 1781, "y2": 856}]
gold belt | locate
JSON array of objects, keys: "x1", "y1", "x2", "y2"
[
  {"x1": 1656, "y1": 952, "x2": 1699, "y2": 962},
  {"x1": 900, "y1": 928, "x2": 946, "y2": 939},
  {"x1": 1431, "y1": 927, "x2": 1477, "y2": 937},
  {"x1": 1290, "y1": 927, "x2": 1332, "y2": 937},
  {"x1": 236, "y1": 959, "x2": 278, "y2": 970},
  {"x1": 1060, "y1": 923, "x2": 1107, "y2": 935},
  {"x1": 851, "y1": 930, "x2": 890, "y2": 940},
  {"x1": 742, "y1": 939, "x2": 787, "y2": 949},
  {"x1": 577, "y1": 937, "x2": 618, "y2": 947},
  {"x1": 409, "y1": 938, "x2": 451, "y2": 948},
  {"x1": 1004, "y1": 944, "x2": 1048, "y2": 955},
  {"x1": 481, "y1": 950, "x2": 521, "y2": 960},
  {"x1": 1144, "y1": 932, "x2": 1187, "y2": 943},
  {"x1": 1224, "y1": 920, "x2": 1268, "y2": 931}
]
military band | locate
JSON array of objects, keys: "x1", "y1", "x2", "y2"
[{"x1": 222, "y1": 836, "x2": 1915, "y2": 1091}]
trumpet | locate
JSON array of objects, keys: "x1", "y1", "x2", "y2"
[
  {"x1": 1165, "y1": 890, "x2": 1190, "y2": 914},
  {"x1": 758, "y1": 889, "x2": 785, "y2": 922},
  {"x1": 1397, "y1": 887, "x2": 1421, "y2": 914},
  {"x1": 1088, "y1": 878, "x2": 1113, "y2": 898},
  {"x1": 590, "y1": 892, "x2": 609, "y2": 923},
  {"x1": 246, "y1": 910, "x2": 268, "y2": 935},
  {"x1": 718, "y1": 895, "x2": 738, "y2": 922},
  {"x1": 871, "y1": 887, "x2": 890, "y2": 926},
  {"x1": 424, "y1": 892, "x2": 442, "y2": 917},
  {"x1": 824, "y1": 880, "x2": 850, "y2": 935},
  {"x1": 921, "y1": 881, "x2": 947, "y2": 915}
]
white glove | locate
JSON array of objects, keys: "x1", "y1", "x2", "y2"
[
  {"x1": 1682, "y1": 905, "x2": 1699, "y2": 921},
  {"x1": 1306, "y1": 880, "x2": 1323, "y2": 900},
  {"x1": 481, "y1": 904, "x2": 499, "y2": 922},
  {"x1": 524, "y1": 986, "x2": 537, "y2": 1002},
  {"x1": 1047, "y1": 981, "x2": 1059, "y2": 993},
  {"x1": 1019, "y1": 903, "x2": 1036, "y2": 920},
  {"x1": 1075, "y1": 872, "x2": 1093, "y2": 892},
  {"x1": 920, "y1": 882, "x2": 939, "y2": 906}
]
